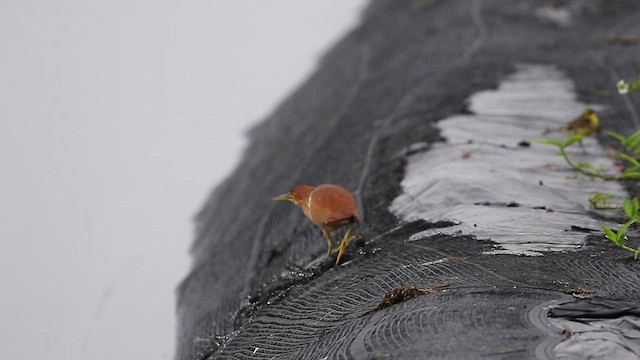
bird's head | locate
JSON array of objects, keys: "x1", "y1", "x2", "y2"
[
  {"x1": 584, "y1": 108, "x2": 600, "y2": 127},
  {"x1": 272, "y1": 185, "x2": 314, "y2": 208}
]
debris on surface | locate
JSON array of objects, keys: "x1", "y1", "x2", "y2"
[{"x1": 359, "y1": 284, "x2": 450, "y2": 318}]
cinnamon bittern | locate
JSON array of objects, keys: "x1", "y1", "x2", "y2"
[{"x1": 273, "y1": 184, "x2": 360, "y2": 265}]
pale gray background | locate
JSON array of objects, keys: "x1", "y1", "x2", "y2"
[{"x1": 0, "y1": 1, "x2": 365, "y2": 359}]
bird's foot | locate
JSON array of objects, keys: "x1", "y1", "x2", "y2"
[{"x1": 335, "y1": 235, "x2": 357, "y2": 266}]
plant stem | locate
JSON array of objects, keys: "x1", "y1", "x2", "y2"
[
  {"x1": 617, "y1": 242, "x2": 639, "y2": 254},
  {"x1": 559, "y1": 148, "x2": 617, "y2": 180}
]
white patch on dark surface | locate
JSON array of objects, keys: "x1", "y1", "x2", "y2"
[
  {"x1": 390, "y1": 64, "x2": 626, "y2": 256},
  {"x1": 535, "y1": 6, "x2": 572, "y2": 27}
]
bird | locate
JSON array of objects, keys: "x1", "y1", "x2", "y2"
[
  {"x1": 561, "y1": 108, "x2": 599, "y2": 137},
  {"x1": 542, "y1": 108, "x2": 600, "y2": 153},
  {"x1": 273, "y1": 184, "x2": 360, "y2": 265}
]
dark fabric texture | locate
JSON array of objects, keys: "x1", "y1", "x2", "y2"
[{"x1": 176, "y1": 1, "x2": 640, "y2": 359}]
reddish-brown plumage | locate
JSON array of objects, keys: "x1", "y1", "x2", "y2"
[
  {"x1": 292, "y1": 184, "x2": 360, "y2": 227},
  {"x1": 273, "y1": 184, "x2": 360, "y2": 265}
]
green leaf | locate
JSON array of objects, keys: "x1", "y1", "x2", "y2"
[
  {"x1": 621, "y1": 172, "x2": 640, "y2": 180},
  {"x1": 616, "y1": 218, "x2": 637, "y2": 244},
  {"x1": 561, "y1": 135, "x2": 585, "y2": 148},
  {"x1": 628, "y1": 130, "x2": 640, "y2": 140},
  {"x1": 601, "y1": 224, "x2": 618, "y2": 243},
  {"x1": 615, "y1": 236, "x2": 627, "y2": 246},
  {"x1": 606, "y1": 131, "x2": 628, "y2": 145},
  {"x1": 576, "y1": 162, "x2": 605, "y2": 174},
  {"x1": 593, "y1": 193, "x2": 613, "y2": 201},
  {"x1": 606, "y1": 130, "x2": 640, "y2": 153},
  {"x1": 622, "y1": 198, "x2": 639, "y2": 219},
  {"x1": 575, "y1": 162, "x2": 594, "y2": 171},
  {"x1": 623, "y1": 198, "x2": 634, "y2": 219},
  {"x1": 590, "y1": 193, "x2": 616, "y2": 209},
  {"x1": 626, "y1": 131, "x2": 640, "y2": 149},
  {"x1": 532, "y1": 139, "x2": 563, "y2": 147},
  {"x1": 635, "y1": 250, "x2": 640, "y2": 261},
  {"x1": 618, "y1": 153, "x2": 640, "y2": 168}
]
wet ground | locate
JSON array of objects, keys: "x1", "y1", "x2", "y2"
[
  {"x1": 391, "y1": 64, "x2": 626, "y2": 256},
  {"x1": 177, "y1": 1, "x2": 640, "y2": 359}
]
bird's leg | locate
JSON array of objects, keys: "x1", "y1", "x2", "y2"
[
  {"x1": 322, "y1": 228, "x2": 333, "y2": 261},
  {"x1": 335, "y1": 224, "x2": 356, "y2": 266},
  {"x1": 579, "y1": 139, "x2": 586, "y2": 154}
]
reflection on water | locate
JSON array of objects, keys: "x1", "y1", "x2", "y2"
[{"x1": 391, "y1": 64, "x2": 625, "y2": 255}]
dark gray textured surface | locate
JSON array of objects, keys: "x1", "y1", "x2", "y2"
[{"x1": 176, "y1": 1, "x2": 640, "y2": 359}]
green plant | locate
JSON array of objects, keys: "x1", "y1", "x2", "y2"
[
  {"x1": 617, "y1": 78, "x2": 640, "y2": 94},
  {"x1": 607, "y1": 130, "x2": 640, "y2": 179},
  {"x1": 589, "y1": 193, "x2": 617, "y2": 209},
  {"x1": 536, "y1": 131, "x2": 640, "y2": 259},
  {"x1": 606, "y1": 130, "x2": 640, "y2": 154},
  {"x1": 535, "y1": 134, "x2": 640, "y2": 180},
  {"x1": 600, "y1": 198, "x2": 640, "y2": 259},
  {"x1": 534, "y1": 135, "x2": 616, "y2": 179}
]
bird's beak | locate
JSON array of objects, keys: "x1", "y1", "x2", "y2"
[{"x1": 272, "y1": 193, "x2": 293, "y2": 201}]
